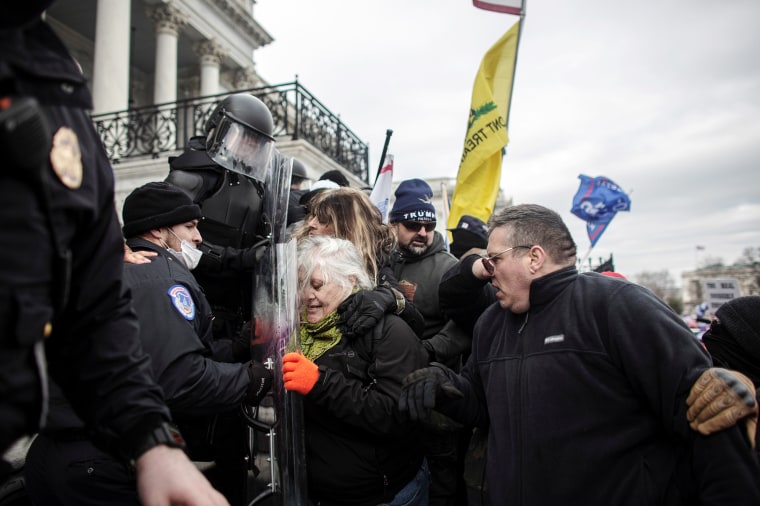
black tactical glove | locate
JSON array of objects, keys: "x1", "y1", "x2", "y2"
[
  {"x1": 245, "y1": 361, "x2": 273, "y2": 405},
  {"x1": 199, "y1": 239, "x2": 268, "y2": 272},
  {"x1": 237, "y1": 239, "x2": 268, "y2": 271},
  {"x1": 398, "y1": 363, "x2": 463, "y2": 421},
  {"x1": 338, "y1": 286, "x2": 397, "y2": 340}
]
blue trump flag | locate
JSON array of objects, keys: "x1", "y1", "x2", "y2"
[{"x1": 571, "y1": 174, "x2": 631, "y2": 247}]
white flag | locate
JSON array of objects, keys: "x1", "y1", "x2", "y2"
[{"x1": 370, "y1": 154, "x2": 394, "y2": 223}]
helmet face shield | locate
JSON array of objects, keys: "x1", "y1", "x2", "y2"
[{"x1": 206, "y1": 116, "x2": 274, "y2": 182}]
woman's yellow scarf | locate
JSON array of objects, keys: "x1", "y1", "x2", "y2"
[{"x1": 298, "y1": 310, "x2": 343, "y2": 361}]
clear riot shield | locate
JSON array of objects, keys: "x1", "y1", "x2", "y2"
[{"x1": 244, "y1": 152, "x2": 307, "y2": 506}]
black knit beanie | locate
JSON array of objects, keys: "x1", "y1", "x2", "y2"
[
  {"x1": 716, "y1": 296, "x2": 760, "y2": 358},
  {"x1": 703, "y1": 295, "x2": 760, "y2": 385},
  {"x1": 122, "y1": 182, "x2": 202, "y2": 238}
]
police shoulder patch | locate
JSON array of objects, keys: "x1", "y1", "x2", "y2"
[
  {"x1": 50, "y1": 127, "x2": 83, "y2": 189},
  {"x1": 167, "y1": 284, "x2": 195, "y2": 320}
]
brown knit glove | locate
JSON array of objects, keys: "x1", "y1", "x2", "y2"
[{"x1": 686, "y1": 368, "x2": 758, "y2": 448}]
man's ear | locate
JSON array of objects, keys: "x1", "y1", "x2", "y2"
[
  {"x1": 148, "y1": 228, "x2": 172, "y2": 247},
  {"x1": 528, "y1": 245, "x2": 546, "y2": 274}
]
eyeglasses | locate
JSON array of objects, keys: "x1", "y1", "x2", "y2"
[
  {"x1": 401, "y1": 221, "x2": 436, "y2": 233},
  {"x1": 481, "y1": 245, "x2": 531, "y2": 275}
]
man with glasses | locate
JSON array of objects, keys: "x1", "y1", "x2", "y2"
[
  {"x1": 388, "y1": 179, "x2": 471, "y2": 506},
  {"x1": 400, "y1": 203, "x2": 760, "y2": 505}
]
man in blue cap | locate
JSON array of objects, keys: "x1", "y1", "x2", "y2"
[{"x1": 389, "y1": 178, "x2": 471, "y2": 506}]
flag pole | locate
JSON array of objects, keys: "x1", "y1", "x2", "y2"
[
  {"x1": 579, "y1": 245, "x2": 593, "y2": 271},
  {"x1": 504, "y1": 2, "x2": 526, "y2": 132},
  {"x1": 499, "y1": 4, "x2": 526, "y2": 168},
  {"x1": 441, "y1": 181, "x2": 451, "y2": 251},
  {"x1": 374, "y1": 129, "x2": 393, "y2": 185}
]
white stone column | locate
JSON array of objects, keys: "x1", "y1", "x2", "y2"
[
  {"x1": 92, "y1": 0, "x2": 131, "y2": 114},
  {"x1": 194, "y1": 39, "x2": 227, "y2": 97},
  {"x1": 147, "y1": 4, "x2": 187, "y2": 105}
]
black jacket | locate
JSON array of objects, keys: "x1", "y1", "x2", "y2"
[
  {"x1": 25, "y1": 239, "x2": 252, "y2": 502},
  {"x1": 39, "y1": 240, "x2": 251, "y2": 432},
  {"x1": 124, "y1": 239, "x2": 250, "y2": 416},
  {"x1": 438, "y1": 263, "x2": 760, "y2": 505},
  {"x1": 0, "y1": 19, "x2": 169, "y2": 460},
  {"x1": 391, "y1": 232, "x2": 470, "y2": 367},
  {"x1": 303, "y1": 314, "x2": 428, "y2": 506}
]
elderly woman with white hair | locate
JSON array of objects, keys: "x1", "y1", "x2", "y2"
[{"x1": 283, "y1": 236, "x2": 429, "y2": 506}]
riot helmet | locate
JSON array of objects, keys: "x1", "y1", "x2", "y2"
[
  {"x1": 205, "y1": 93, "x2": 275, "y2": 183},
  {"x1": 291, "y1": 158, "x2": 307, "y2": 181},
  {"x1": 290, "y1": 158, "x2": 309, "y2": 189}
]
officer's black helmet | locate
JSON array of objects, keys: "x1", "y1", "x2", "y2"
[
  {"x1": 205, "y1": 94, "x2": 275, "y2": 182},
  {"x1": 205, "y1": 94, "x2": 274, "y2": 141},
  {"x1": 291, "y1": 158, "x2": 308, "y2": 181}
]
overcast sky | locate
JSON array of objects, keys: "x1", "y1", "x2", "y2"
[{"x1": 255, "y1": 0, "x2": 760, "y2": 284}]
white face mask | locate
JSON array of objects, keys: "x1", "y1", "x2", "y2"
[{"x1": 166, "y1": 228, "x2": 203, "y2": 270}]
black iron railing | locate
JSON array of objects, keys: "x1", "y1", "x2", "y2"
[{"x1": 91, "y1": 81, "x2": 370, "y2": 183}]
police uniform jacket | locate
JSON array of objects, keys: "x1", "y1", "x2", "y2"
[
  {"x1": 0, "y1": 19, "x2": 169, "y2": 457},
  {"x1": 303, "y1": 314, "x2": 427, "y2": 506},
  {"x1": 438, "y1": 262, "x2": 760, "y2": 505},
  {"x1": 125, "y1": 238, "x2": 250, "y2": 416},
  {"x1": 24, "y1": 238, "x2": 250, "y2": 503}
]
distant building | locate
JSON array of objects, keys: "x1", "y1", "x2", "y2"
[{"x1": 681, "y1": 263, "x2": 760, "y2": 315}]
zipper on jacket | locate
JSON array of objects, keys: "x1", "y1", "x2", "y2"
[
  {"x1": 518, "y1": 311, "x2": 529, "y2": 334},
  {"x1": 517, "y1": 310, "x2": 529, "y2": 504}
]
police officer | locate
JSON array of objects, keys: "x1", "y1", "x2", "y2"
[
  {"x1": 24, "y1": 181, "x2": 272, "y2": 505},
  {"x1": 0, "y1": 4, "x2": 227, "y2": 505},
  {"x1": 166, "y1": 93, "x2": 276, "y2": 338}
]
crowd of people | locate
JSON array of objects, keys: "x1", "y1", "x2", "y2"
[{"x1": 2, "y1": 3, "x2": 760, "y2": 506}]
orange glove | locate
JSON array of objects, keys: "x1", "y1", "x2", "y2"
[
  {"x1": 282, "y1": 352, "x2": 320, "y2": 395},
  {"x1": 687, "y1": 368, "x2": 758, "y2": 448}
]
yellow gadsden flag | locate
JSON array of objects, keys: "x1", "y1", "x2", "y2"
[{"x1": 448, "y1": 20, "x2": 520, "y2": 229}]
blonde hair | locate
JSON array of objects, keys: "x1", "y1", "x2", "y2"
[{"x1": 294, "y1": 187, "x2": 394, "y2": 282}]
